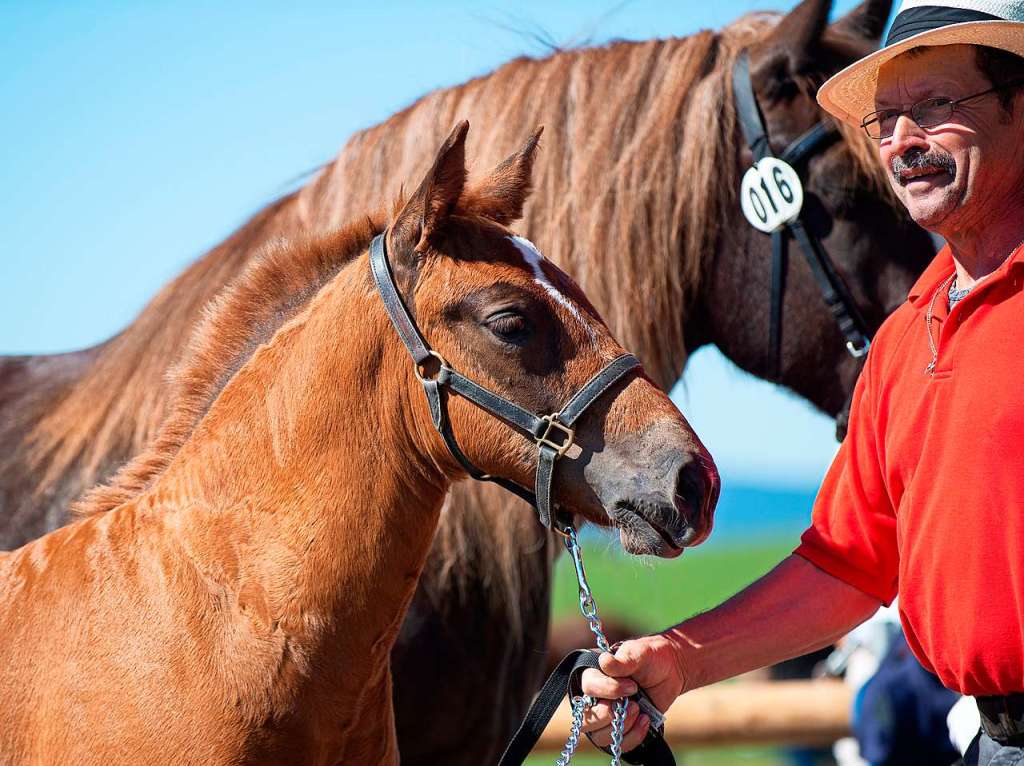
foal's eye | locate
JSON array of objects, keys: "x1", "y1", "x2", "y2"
[{"x1": 483, "y1": 310, "x2": 531, "y2": 343}]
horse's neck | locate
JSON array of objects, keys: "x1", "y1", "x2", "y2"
[{"x1": 146, "y1": 260, "x2": 448, "y2": 671}]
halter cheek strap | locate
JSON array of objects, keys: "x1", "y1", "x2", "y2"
[
  {"x1": 732, "y1": 51, "x2": 872, "y2": 381},
  {"x1": 369, "y1": 233, "x2": 640, "y2": 531}
]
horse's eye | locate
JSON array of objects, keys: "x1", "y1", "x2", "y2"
[{"x1": 483, "y1": 310, "x2": 531, "y2": 344}]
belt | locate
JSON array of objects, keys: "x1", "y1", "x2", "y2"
[{"x1": 977, "y1": 693, "x2": 1024, "y2": 744}]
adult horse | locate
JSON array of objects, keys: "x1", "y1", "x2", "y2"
[
  {"x1": 0, "y1": 0, "x2": 934, "y2": 761},
  {"x1": 0, "y1": 123, "x2": 717, "y2": 764}
]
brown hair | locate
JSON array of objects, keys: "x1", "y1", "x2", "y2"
[
  {"x1": 27, "y1": 11, "x2": 884, "y2": 614},
  {"x1": 974, "y1": 45, "x2": 1024, "y2": 110}
]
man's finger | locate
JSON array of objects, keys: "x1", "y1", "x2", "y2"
[
  {"x1": 620, "y1": 714, "x2": 651, "y2": 752},
  {"x1": 584, "y1": 701, "x2": 640, "y2": 747},
  {"x1": 580, "y1": 667, "x2": 638, "y2": 699},
  {"x1": 598, "y1": 645, "x2": 643, "y2": 677}
]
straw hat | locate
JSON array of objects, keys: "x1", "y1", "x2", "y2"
[{"x1": 817, "y1": 1, "x2": 1024, "y2": 127}]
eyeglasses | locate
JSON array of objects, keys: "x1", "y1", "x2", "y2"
[{"x1": 861, "y1": 80, "x2": 1024, "y2": 140}]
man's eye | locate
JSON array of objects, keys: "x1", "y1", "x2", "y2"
[{"x1": 484, "y1": 311, "x2": 530, "y2": 342}]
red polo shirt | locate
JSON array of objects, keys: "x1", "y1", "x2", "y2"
[{"x1": 796, "y1": 242, "x2": 1024, "y2": 696}]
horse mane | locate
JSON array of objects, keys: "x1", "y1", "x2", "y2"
[
  {"x1": 71, "y1": 213, "x2": 386, "y2": 516},
  {"x1": 71, "y1": 173, "x2": 531, "y2": 519},
  {"x1": 27, "y1": 11, "x2": 890, "y2": 610}
]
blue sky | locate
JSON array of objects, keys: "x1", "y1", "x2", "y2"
[{"x1": 0, "y1": 0, "x2": 873, "y2": 488}]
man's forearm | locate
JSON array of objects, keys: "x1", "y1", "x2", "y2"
[{"x1": 664, "y1": 554, "x2": 881, "y2": 691}]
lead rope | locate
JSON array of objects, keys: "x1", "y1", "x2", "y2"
[{"x1": 557, "y1": 525, "x2": 627, "y2": 765}]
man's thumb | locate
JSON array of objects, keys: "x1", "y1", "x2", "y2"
[{"x1": 598, "y1": 641, "x2": 644, "y2": 676}]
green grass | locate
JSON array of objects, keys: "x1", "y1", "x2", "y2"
[
  {"x1": 550, "y1": 534, "x2": 796, "y2": 631},
  {"x1": 529, "y1": 536, "x2": 805, "y2": 766}
]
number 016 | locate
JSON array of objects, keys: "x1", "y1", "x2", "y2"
[{"x1": 739, "y1": 157, "x2": 804, "y2": 234}]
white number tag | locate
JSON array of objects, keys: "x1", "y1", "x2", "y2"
[{"x1": 739, "y1": 157, "x2": 804, "y2": 233}]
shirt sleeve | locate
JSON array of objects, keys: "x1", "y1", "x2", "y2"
[{"x1": 794, "y1": 351, "x2": 899, "y2": 605}]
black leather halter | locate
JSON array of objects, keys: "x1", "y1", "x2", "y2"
[
  {"x1": 369, "y1": 232, "x2": 640, "y2": 532},
  {"x1": 732, "y1": 52, "x2": 872, "y2": 380}
]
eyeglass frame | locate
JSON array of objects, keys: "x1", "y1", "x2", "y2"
[{"x1": 860, "y1": 79, "x2": 1024, "y2": 140}]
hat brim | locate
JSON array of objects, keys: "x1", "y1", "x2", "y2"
[{"x1": 817, "y1": 20, "x2": 1024, "y2": 128}]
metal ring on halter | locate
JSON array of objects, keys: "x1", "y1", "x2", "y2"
[
  {"x1": 414, "y1": 350, "x2": 450, "y2": 383},
  {"x1": 846, "y1": 338, "x2": 870, "y2": 358}
]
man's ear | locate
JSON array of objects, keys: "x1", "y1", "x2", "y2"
[
  {"x1": 463, "y1": 126, "x2": 543, "y2": 226},
  {"x1": 388, "y1": 120, "x2": 469, "y2": 268}
]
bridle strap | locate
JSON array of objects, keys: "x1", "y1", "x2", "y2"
[
  {"x1": 732, "y1": 52, "x2": 772, "y2": 162},
  {"x1": 369, "y1": 233, "x2": 640, "y2": 530},
  {"x1": 733, "y1": 51, "x2": 872, "y2": 380}
]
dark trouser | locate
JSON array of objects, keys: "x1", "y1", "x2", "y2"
[{"x1": 960, "y1": 729, "x2": 1024, "y2": 765}]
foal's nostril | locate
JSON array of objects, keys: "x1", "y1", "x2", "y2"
[{"x1": 673, "y1": 459, "x2": 707, "y2": 522}]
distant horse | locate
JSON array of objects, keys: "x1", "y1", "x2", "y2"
[
  {"x1": 0, "y1": 124, "x2": 718, "y2": 764},
  {"x1": 0, "y1": 0, "x2": 935, "y2": 761}
]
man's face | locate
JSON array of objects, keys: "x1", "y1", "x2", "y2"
[{"x1": 875, "y1": 45, "x2": 1024, "y2": 233}]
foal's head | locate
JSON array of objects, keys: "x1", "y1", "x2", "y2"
[{"x1": 383, "y1": 122, "x2": 719, "y2": 556}]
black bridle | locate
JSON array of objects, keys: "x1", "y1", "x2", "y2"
[
  {"x1": 369, "y1": 232, "x2": 640, "y2": 533},
  {"x1": 732, "y1": 52, "x2": 872, "y2": 380}
]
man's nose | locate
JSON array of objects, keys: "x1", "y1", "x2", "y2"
[{"x1": 887, "y1": 113, "x2": 929, "y2": 155}]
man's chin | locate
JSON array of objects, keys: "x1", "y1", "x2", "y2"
[{"x1": 902, "y1": 191, "x2": 961, "y2": 232}]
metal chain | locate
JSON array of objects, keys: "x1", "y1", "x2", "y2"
[
  {"x1": 558, "y1": 525, "x2": 628, "y2": 766},
  {"x1": 556, "y1": 695, "x2": 594, "y2": 765}
]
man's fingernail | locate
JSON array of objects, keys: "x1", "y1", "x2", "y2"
[{"x1": 624, "y1": 683, "x2": 638, "y2": 695}]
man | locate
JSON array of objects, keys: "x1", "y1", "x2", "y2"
[{"x1": 581, "y1": 2, "x2": 1024, "y2": 763}]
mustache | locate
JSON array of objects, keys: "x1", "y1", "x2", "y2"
[{"x1": 890, "y1": 150, "x2": 957, "y2": 185}]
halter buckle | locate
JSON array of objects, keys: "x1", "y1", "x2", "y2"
[
  {"x1": 414, "y1": 350, "x2": 450, "y2": 383},
  {"x1": 536, "y1": 414, "x2": 575, "y2": 458}
]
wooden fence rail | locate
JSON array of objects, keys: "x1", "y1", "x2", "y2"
[{"x1": 535, "y1": 679, "x2": 852, "y2": 751}]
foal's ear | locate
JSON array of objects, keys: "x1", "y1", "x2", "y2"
[
  {"x1": 464, "y1": 127, "x2": 543, "y2": 226},
  {"x1": 390, "y1": 120, "x2": 469, "y2": 259},
  {"x1": 830, "y1": 0, "x2": 892, "y2": 44}
]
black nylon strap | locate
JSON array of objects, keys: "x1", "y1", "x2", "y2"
[
  {"x1": 769, "y1": 229, "x2": 787, "y2": 381},
  {"x1": 780, "y1": 121, "x2": 839, "y2": 168},
  {"x1": 732, "y1": 52, "x2": 772, "y2": 162},
  {"x1": 788, "y1": 219, "x2": 871, "y2": 353},
  {"x1": 498, "y1": 650, "x2": 675, "y2": 766},
  {"x1": 731, "y1": 52, "x2": 872, "y2": 367}
]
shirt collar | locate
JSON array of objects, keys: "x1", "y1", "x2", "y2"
[{"x1": 908, "y1": 241, "x2": 1024, "y2": 308}]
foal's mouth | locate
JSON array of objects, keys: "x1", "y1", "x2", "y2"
[{"x1": 610, "y1": 501, "x2": 688, "y2": 559}]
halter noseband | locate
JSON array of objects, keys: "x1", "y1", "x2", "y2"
[
  {"x1": 369, "y1": 232, "x2": 640, "y2": 533},
  {"x1": 732, "y1": 51, "x2": 872, "y2": 380}
]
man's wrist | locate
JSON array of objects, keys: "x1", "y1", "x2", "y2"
[{"x1": 657, "y1": 626, "x2": 700, "y2": 695}]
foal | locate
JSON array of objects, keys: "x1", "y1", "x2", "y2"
[{"x1": 0, "y1": 123, "x2": 716, "y2": 764}]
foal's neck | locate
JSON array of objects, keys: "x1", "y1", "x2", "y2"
[{"x1": 146, "y1": 254, "x2": 447, "y2": 667}]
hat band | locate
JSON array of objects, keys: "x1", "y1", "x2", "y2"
[{"x1": 886, "y1": 6, "x2": 1002, "y2": 46}]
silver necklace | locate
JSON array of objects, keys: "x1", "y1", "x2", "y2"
[{"x1": 925, "y1": 273, "x2": 956, "y2": 375}]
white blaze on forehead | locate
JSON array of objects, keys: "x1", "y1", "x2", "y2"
[{"x1": 507, "y1": 235, "x2": 596, "y2": 341}]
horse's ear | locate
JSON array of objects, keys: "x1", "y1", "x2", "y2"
[
  {"x1": 830, "y1": 0, "x2": 892, "y2": 44},
  {"x1": 766, "y1": 0, "x2": 832, "y2": 73},
  {"x1": 464, "y1": 127, "x2": 543, "y2": 226},
  {"x1": 389, "y1": 120, "x2": 469, "y2": 261}
]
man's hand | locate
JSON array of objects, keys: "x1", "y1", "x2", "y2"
[{"x1": 579, "y1": 633, "x2": 686, "y2": 751}]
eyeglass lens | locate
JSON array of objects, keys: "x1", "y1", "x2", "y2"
[{"x1": 867, "y1": 98, "x2": 954, "y2": 139}]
